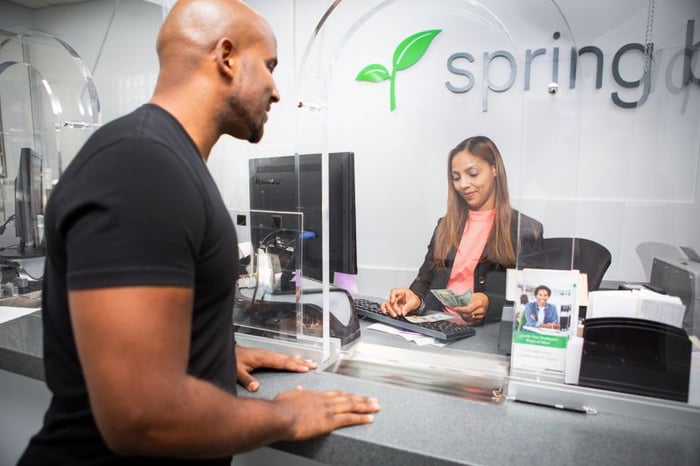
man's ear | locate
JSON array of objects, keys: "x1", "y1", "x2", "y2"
[{"x1": 216, "y1": 38, "x2": 236, "y2": 79}]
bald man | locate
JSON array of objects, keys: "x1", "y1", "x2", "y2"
[{"x1": 18, "y1": 1, "x2": 379, "y2": 464}]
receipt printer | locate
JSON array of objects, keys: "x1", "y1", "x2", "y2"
[
  {"x1": 234, "y1": 287, "x2": 361, "y2": 347},
  {"x1": 578, "y1": 317, "x2": 691, "y2": 402},
  {"x1": 650, "y1": 255, "x2": 700, "y2": 336}
]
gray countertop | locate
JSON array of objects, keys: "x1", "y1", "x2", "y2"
[
  {"x1": 1, "y1": 309, "x2": 699, "y2": 465},
  {"x1": 0, "y1": 310, "x2": 43, "y2": 380}
]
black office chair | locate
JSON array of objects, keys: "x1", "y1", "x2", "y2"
[{"x1": 538, "y1": 237, "x2": 612, "y2": 291}]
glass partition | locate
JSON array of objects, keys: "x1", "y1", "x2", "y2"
[
  {"x1": 504, "y1": 1, "x2": 699, "y2": 420},
  {"x1": 290, "y1": 0, "x2": 699, "y2": 418},
  {"x1": 0, "y1": 27, "x2": 100, "y2": 283},
  {"x1": 230, "y1": 206, "x2": 358, "y2": 363},
  {"x1": 0, "y1": 29, "x2": 101, "y2": 180},
  {"x1": 293, "y1": 0, "x2": 576, "y2": 341}
]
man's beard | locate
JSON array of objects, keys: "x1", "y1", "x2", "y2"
[{"x1": 229, "y1": 96, "x2": 264, "y2": 143}]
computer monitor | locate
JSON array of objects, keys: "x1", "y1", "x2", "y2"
[
  {"x1": 14, "y1": 147, "x2": 44, "y2": 255},
  {"x1": 248, "y1": 152, "x2": 357, "y2": 284}
]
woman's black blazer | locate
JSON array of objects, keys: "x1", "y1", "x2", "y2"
[{"x1": 409, "y1": 210, "x2": 543, "y2": 323}]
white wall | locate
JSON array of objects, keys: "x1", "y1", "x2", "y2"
[{"x1": 1, "y1": 0, "x2": 698, "y2": 298}]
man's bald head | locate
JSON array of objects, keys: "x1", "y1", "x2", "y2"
[
  {"x1": 150, "y1": 0, "x2": 280, "y2": 157},
  {"x1": 156, "y1": 0, "x2": 273, "y2": 72}
]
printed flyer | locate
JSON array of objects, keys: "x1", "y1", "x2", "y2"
[{"x1": 511, "y1": 268, "x2": 580, "y2": 374}]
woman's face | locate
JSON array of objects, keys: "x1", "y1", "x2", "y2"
[
  {"x1": 535, "y1": 289, "x2": 549, "y2": 306},
  {"x1": 451, "y1": 150, "x2": 497, "y2": 211}
]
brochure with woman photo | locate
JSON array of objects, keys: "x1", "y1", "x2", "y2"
[{"x1": 510, "y1": 268, "x2": 580, "y2": 375}]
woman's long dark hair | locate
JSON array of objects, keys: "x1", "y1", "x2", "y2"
[{"x1": 433, "y1": 136, "x2": 515, "y2": 268}]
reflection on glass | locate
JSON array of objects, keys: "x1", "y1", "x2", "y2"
[{"x1": 326, "y1": 343, "x2": 507, "y2": 403}]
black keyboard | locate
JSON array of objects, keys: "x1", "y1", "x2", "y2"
[{"x1": 353, "y1": 298, "x2": 475, "y2": 342}]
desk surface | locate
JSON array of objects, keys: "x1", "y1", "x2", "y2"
[{"x1": 1, "y1": 310, "x2": 699, "y2": 466}]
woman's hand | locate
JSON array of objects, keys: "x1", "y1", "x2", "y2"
[
  {"x1": 380, "y1": 288, "x2": 421, "y2": 317},
  {"x1": 454, "y1": 291, "x2": 489, "y2": 325},
  {"x1": 235, "y1": 345, "x2": 317, "y2": 392}
]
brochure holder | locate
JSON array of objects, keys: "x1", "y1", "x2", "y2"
[{"x1": 510, "y1": 268, "x2": 580, "y2": 381}]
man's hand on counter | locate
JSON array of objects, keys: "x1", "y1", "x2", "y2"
[
  {"x1": 235, "y1": 345, "x2": 381, "y2": 438},
  {"x1": 234, "y1": 345, "x2": 318, "y2": 392},
  {"x1": 274, "y1": 386, "x2": 380, "y2": 440}
]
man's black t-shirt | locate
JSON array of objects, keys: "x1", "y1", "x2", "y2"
[{"x1": 19, "y1": 104, "x2": 238, "y2": 465}]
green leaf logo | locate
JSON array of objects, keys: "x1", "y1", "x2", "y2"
[{"x1": 356, "y1": 29, "x2": 441, "y2": 111}]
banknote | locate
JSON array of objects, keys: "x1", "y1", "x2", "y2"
[
  {"x1": 404, "y1": 313, "x2": 456, "y2": 324},
  {"x1": 430, "y1": 288, "x2": 472, "y2": 308}
]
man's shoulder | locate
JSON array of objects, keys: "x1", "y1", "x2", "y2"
[
  {"x1": 71, "y1": 105, "x2": 187, "y2": 167},
  {"x1": 94, "y1": 104, "x2": 179, "y2": 142}
]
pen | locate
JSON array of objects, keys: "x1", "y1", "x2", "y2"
[{"x1": 515, "y1": 399, "x2": 597, "y2": 414}]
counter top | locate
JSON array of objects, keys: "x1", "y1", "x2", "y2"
[
  {"x1": 0, "y1": 310, "x2": 43, "y2": 380},
  {"x1": 1, "y1": 309, "x2": 699, "y2": 465}
]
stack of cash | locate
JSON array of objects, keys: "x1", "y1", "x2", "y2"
[{"x1": 430, "y1": 288, "x2": 472, "y2": 308}]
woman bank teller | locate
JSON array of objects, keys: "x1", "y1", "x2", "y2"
[{"x1": 381, "y1": 136, "x2": 543, "y2": 325}]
